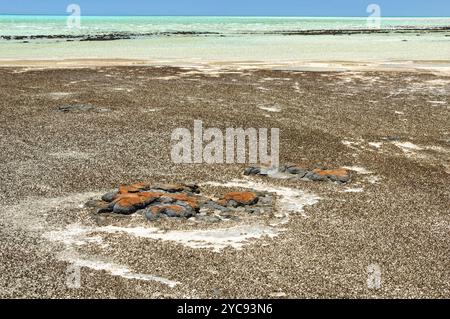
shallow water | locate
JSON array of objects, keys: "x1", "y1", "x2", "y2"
[
  {"x1": 1, "y1": 16, "x2": 450, "y2": 36},
  {"x1": 0, "y1": 16, "x2": 449, "y2": 62}
]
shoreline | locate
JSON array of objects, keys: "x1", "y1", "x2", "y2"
[
  {"x1": 1, "y1": 58, "x2": 450, "y2": 75},
  {"x1": 1, "y1": 26, "x2": 449, "y2": 41}
]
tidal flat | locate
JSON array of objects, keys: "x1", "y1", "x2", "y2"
[{"x1": 0, "y1": 65, "x2": 448, "y2": 298}]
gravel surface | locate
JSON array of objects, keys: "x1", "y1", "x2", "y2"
[{"x1": 0, "y1": 66, "x2": 449, "y2": 298}]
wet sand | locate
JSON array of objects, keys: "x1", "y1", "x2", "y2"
[
  {"x1": 2, "y1": 59, "x2": 450, "y2": 76},
  {"x1": 0, "y1": 64, "x2": 449, "y2": 298}
]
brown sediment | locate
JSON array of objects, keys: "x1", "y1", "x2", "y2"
[
  {"x1": 312, "y1": 168, "x2": 348, "y2": 176},
  {"x1": 0, "y1": 65, "x2": 448, "y2": 299},
  {"x1": 312, "y1": 168, "x2": 350, "y2": 179}
]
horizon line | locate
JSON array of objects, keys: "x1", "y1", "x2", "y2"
[{"x1": 1, "y1": 13, "x2": 450, "y2": 18}]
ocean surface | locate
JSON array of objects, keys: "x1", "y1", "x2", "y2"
[{"x1": 0, "y1": 15, "x2": 449, "y2": 63}]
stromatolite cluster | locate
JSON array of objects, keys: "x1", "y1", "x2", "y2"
[
  {"x1": 85, "y1": 183, "x2": 272, "y2": 222},
  {"x1": 244, "y1": 164, "x2": 351, "y2": 184}
]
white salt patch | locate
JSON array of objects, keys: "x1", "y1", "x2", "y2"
[
  {"x1": 112, "y1": 87, "x2": 133, "y2": 92},
  {"x1": 63, "y1": 252, "x2": 179, "y2": 287},
  {"x1": 444, "y1": 164, "x2": 450, "y2": 174},
  {"x1": 1, "y1": 192, "x2": 102, "y2": 232},
  {"x1": 47, "y1": 92, "x2": 72, "y2": 99},
  {"x1": 425, "y1": 79, "x2": 450, "y2": 86},
  {"x1": 100, "y1": 225, "x2": 278, "y2": 252},
  {"x1": 393, "y1": 142, "x2": 450, "y2": 163},
  {"x1": 365, "y1": 175, "x2": 381, "y2": 184},
  {"x1": 426, "y1": 145, "x2": 450, "y2": 153},
  {"x1": 8, "y1": 193, "x2": 178, "y2": 287},
  {"x1": 46, "y1": 222, "x2": 279, "y2": 253},
  {"x1": 270, "y1": 292, "x2": 287, "y2": 297},
  {"x1": 342, "y1": 140, "x2": 353, "y2": 146},
  {"x1": 369, "y1": 142, "x2": 383, "y2": 149},
  {"x1": 258, "y1": 105, "x2": 281, "y2": 113},
  {"x1": 140, "y1": 107, "x2": 159, "y2": 113},
  {"x1": 342, "y1": 140, "x2": 363, "y2": 150},
  {"x1": 44, "y1": 224, "x2": 179, "y2": 286},
  {"x1": 395, "y1": 111, "x2": 405, "y2": 115},
  {"x1": 205, "y1": 179, "x2": 320, "y2": 218},
  {"x1": 393, "y1": 142, "x2": 424, "y2": 152},
  {"x1": 43, "y1": 223, "x2": 101, "y2": 247},
  {"x1": 266, "y1": 169, "x2": 292, "y2": 180},
  {"x1": 260, "y1": 77, "x2": 282, "y2": 81},
  {"x1": 344, "y1": 188, "x2": 364, "y2": 193}
]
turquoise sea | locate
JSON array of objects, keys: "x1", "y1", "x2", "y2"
[
  {"x1": 0, "y1": 16, "x2": 449, "y2": 63},
  {"x1": 1, "y1": 15, "x2": 450, "y2": 36}
]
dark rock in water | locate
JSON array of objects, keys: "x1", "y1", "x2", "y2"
[{"x1": 2, "y1": 27, "x2": 449, "y2": 43}]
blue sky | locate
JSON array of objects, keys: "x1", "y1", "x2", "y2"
[{"x1": 1, "y1": 0, "x2": 449, "y2": 16}]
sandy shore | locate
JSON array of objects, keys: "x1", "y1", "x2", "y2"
[
  {"x1": 2, "y1": 58, "x2": 450, "y2": 76},
  {"x1": 0, "y1": 64, "x2": 448, "y2": 298}
]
